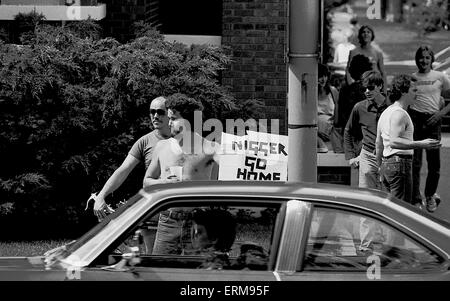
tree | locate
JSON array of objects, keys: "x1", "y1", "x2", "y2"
[
  {"x1": 13, "y1": 11, "x2": 46, "y2": 44},
  {"x1": 404, "y1": 0, "x2": 449, "y2": 36},
  {"x1": 0, "y1": 20, "x2": 249, "y2": 239}
]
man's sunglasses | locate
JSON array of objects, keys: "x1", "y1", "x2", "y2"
[
  {"x1": 150, "y1": 109, "x2": 166, "y2": 116},
  {"x1": 366, "y1": 85, "x2": 377, "y2": 91}
]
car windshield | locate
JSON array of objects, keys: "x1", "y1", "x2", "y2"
[{"x1": 63, "y1": 191, "x2": 148, "y2": 256}]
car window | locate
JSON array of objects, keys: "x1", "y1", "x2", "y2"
[
  {"x1": 108, "y1": 202, "x2": 280, "y2": 271},
  {"x1": 303, "y1": 207, "x2": 443, "y2": 271}
]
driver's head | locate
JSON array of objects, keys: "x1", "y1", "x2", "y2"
[{"x1": 191, "y1": 209, "x2": 236, "y2": 252}]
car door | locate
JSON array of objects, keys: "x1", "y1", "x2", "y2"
[
  {"x1": 276, "y1": 201, "x2": 449, "y2": 281},
  {"x1": 79, "y1": 197, "x2": 286, "y2": 281}
]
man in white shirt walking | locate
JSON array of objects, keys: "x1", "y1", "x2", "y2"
[
  {"x1": 376, "y1": 74, "x2": 441, "y2": 204},
  {"x1": 408, "y1": 46, "x2": 450, "y2": 212}
]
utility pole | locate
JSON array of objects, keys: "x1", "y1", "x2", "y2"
[{"x1": 287, "y1": 0, "x2": 321, "y2": 183}]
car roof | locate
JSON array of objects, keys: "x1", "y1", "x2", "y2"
[{"x1": 143, "y1": 180, "x2": 389, "y2": 206}]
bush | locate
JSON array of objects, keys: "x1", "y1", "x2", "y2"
[
  {"x1": 0, "y1": 20, "x2": 247, "y2": 239},
  {"x1": 404, "y1": 0, "x2": 449, "y2": 36}
]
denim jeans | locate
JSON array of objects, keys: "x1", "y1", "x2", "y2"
[
  {"x1": 359, "y1": 148, "x2": 381, "y2": 190},
  {"x1": 152, "y1": 211, "x2": 190, "y2": 255},
  {"x1": 408, "y1": 109, "x2": 441, "y2": 203},
  {"x1": 380, "y1": 156, "x2": 413, "y2": 204}
]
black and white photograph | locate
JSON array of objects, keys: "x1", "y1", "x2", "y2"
[{"x1": 0, "y1": 0, "x2": 449, "y2": 289}]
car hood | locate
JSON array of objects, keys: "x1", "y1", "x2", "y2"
[
  {"x1": 0, "y1": 256, "x2": 68, "y2": 281},
  {"x1": 0, "y1": 256, "x2": 47, "y2": 270}
]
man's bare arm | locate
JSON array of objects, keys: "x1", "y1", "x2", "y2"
[
  {"x1": 377, "y1": 51, "x2": 387, "y2": 95},
  {"x1": 389, "y1": 111, "x2": 441, "y2": 150},
  {"x1": 143, "y1": 144, "x2": 163, "y2": 187},
  {"x1": 375, "y1": 126, "x2": 383, "y2": 167},
  {"x1": 94, "y1": 154, "x2": 140, "y2": 218}
]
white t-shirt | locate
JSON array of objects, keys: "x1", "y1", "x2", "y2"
[
  {"x1": 410, "y1": 70, "x2": 450, "y2": 114},
  {"x1": 318, "y1": 93, "x2": 335, "y2": 116},
  {"x1": 377, "y1": 104, "x2": 414, "y2": 157},
  {"x1": 333, "y1": 42, "x2": 356, "y2": 64}
]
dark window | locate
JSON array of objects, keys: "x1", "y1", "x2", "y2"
[
  {"x1": 104, "y1": 202, "x2": 280, "y2": 271},
  {"x1": 158, "y1": 0, "x2": 222, "y2": 35},
  {"x1": 303, "y1": 207, "x2": 444, "y2": 272}
]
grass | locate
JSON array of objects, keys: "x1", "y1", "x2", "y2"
[{"x1": 0, "y1": 240, "x2": 72, "y2": 257}]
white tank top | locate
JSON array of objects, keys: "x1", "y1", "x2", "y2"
[{"x1": 377, "y1": 104, "x2": 414, "y2": 157}]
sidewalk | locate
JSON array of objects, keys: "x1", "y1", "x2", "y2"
[
  {"x1": 347, "y1": 0, "x2": 450, "y2": 62},
  {"x1": 442, "y1": 133, "x2": 450, "y2": 148}
]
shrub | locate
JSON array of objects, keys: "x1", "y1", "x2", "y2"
[
  {"x1": 404, "y1": 0, "x2": 449, "y2": 36},
  {"x1": 0, "y1": 20, "x2": 247, "y2": 239}
]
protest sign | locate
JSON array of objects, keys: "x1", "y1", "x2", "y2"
[{"x1": 218, "y1": 131, "x2": 288, "y2": 181}]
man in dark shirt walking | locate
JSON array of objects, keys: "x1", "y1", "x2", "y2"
[
  {"x1": 344, "y1": 70, "x2": 387, "y2": 189},
  {"x1": 344, "y1": 70, "x2": 387, "y2": 252}
]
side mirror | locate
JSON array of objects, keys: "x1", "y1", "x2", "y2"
[{"x1": 101, "y1": 230, "x2": 142, "y2": 272}]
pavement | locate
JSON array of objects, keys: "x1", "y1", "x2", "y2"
[{"x1": 442, "y1": 132, "x2": 450, "y2": 148}]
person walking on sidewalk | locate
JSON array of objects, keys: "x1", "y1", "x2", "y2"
[
  {"x1": 317, "y1": 63, "x2": 342, "y2": 153},
  {"x1": 336, "y1": 54, "x2": 373, "y2": 136},
  {"x1": 143, "y1": 93, "x2": 220, "y2": 255},
  {"x1": 376, "y1": 74, "x2": 441, "y2": 205},
  {"x1": 344, "y1": 70, "x2": 387, "y2": 189},
  {"x1": 92, "y1": 96, "x2": 170, "y2": 220},
  {"x1": 345, "y1": 25, "x2": 387, "y2": 95},
  {"x1": 409, "y1": 45, "x2": 450, "y2": 212}
]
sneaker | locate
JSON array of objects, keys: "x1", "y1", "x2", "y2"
[
  {"x1": 414, "y1": 202, "x2": 424, "y2": 210},
  {"x1": 426, "y1": 194, "x2": 441, "y2": 213},
  {"x1": 318, "y1": 147, "x2": 328, "y2": 153},
  {"x1": 317, "y1": 137, "x2": 328, "y2": 153},
  {"x1": 433, "y1": 193, "x2": 441, "y2": 205}
]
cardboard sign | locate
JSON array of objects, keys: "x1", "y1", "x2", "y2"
[{"x1": 218, "y1": 131, "x2": 288, "y2": 181}]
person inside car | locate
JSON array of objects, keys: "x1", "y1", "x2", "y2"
[{"x1": 189, "y1": 208, "x2": 237, "y2": 270}]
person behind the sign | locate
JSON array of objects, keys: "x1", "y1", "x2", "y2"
[
  {"x1": 143, "y1": 93, "x2": 220, "y2": 255},
  {"x1": 190, "y1": 208, "x2": 236, "y2": 270}
]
